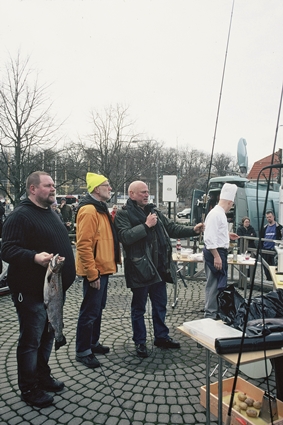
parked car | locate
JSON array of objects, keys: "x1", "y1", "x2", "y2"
[{"x1": 177, "y1": 208, "x2": 191, "y2": 219}]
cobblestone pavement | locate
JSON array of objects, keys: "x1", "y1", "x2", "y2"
[{"x1": 0, "y1": 268, "x2": 277, "y2": 425}]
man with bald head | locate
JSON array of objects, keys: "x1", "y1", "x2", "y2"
[{"x1": 115, "y1": 180, "x2": 204, "y2": 358}]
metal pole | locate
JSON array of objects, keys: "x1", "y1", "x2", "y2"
[{"x1": 156, "y1": 148, "x2": 159, "y2": 208}]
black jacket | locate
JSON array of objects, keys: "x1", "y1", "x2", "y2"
[
  {"x1": 237, "y1": 224, "x2": 257, "y2": 249},
  {"x1": 2, "y1": 198, "x2": 76, "y2": 299},
  {"x1": 115, "y1": 200, "x2": 198, "y2": 288}
]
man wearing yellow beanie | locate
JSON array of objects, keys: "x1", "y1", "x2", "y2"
[{"x1": 75, "y1": 173, "x2": 120, "y2": 368}]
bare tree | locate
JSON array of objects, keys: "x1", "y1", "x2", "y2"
[
  {"x1": 212, "y1": 152, "x2": 238, "y2": 176},
  {"x1": 0, "y1": 52, "x2": 60, "y2": 205},
  {"x1": 176, "y1": 148, "x2": 211, "y2": 202},
  {"x1": 83, "y1": 104, "x2": 149, "y2": 202}
]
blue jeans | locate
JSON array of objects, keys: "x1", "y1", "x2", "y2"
[
  {"x1": 131, "y1": 280, "x2": 169, "y2": 345},
  {"x1": 76, "y1": 275, "x2": 108, "y2": 357},
  {"x1": 12, "y1": 292, "x2": 54, "y2": 393}
]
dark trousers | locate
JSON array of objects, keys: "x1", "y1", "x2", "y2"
[
  {"x1": 130, "y1": 280, "x2": 169, "y2": 345},
  {"x1": 12, "y1": 292, "x2": 53, "y2": 393},
  {"x1": 76, "y1": 275, "x2": 108, "y2": 357},
  {"x1": 262, "y1": 252, "x2": 275, "y2": 281}
]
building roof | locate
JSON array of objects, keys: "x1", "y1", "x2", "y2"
[{"x1": 247, "y1": 151, "x2": 281, "y2": 181}]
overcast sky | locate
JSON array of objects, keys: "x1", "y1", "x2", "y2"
[{"x1": 1, "y1": 0, "x2": 283, "y2": 169}]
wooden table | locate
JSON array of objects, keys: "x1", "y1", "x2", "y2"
[
  {"x1": 178, "y1": 322, "x2": 283, "y2": 425},
  {"x1": 269, "y1": 265, "x2": 283, "y2": 290},
  {"x1": 172, "y1": 253, "x2": 256, "y2": 307}
]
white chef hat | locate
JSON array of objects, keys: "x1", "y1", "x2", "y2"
[{"x1": 220, "y1": 183, "x2": 237, "y2": 202}]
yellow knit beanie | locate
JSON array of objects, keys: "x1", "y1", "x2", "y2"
[{"x1": 86, "y1": 173, "x2": 108, "y2": 193}]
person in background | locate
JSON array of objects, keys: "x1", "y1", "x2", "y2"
[
  {"x1": 75, "y1": 173, "x2": 120, "y2": 368},
  {"x1": 115, "y1": 180, "x2": 204, "y2": 358},
  {"x1": 59, "y1": 197, "x2": 73, "y2": 231},
  {"x1": 51, "y1": 202, "x2": 64, "y2": 221},
  {"x1": 203, "y1": 183, "x2": 239, "y2": 320},
  {"x1": 260, "y1": 210, "x2": 283, "y2": 281},
  {"x1": 1, "y1": 171, "x2": 76, "y2": 408},
  {"x1": 237, "y1": 216, "x2": 257, "y2": 250},
  {"x1": 237, "y1": 216, "x2": 257, "y2": 277},
  {"x1": 0, "y1": 200, "x2": 5, "y2": 274},
  {"x1": 110, "y1": 205, "x2": 118, "y2": 222}
]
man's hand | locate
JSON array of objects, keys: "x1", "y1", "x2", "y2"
[
  {"x1": 145, "y1": 213, "x2": 158, "y2": 228},
  {"x1": 230, "y1": 232, "x2": 239, "y2": 241},
  {"x1": 214, "y1": 255, "x2": 222, "y2": 270},
  {"x1": 89, "y1": 278, "x2": 101, "y2": 290},
  {"x1": 210, "y1": 248, "x2": 222, "y2": 270},
  {"x1": 34, "y1": 252, "x2": 53, "y2": 267},
  {"x1": 193, "y1": 222, "x2": 205, "y2": 234}
]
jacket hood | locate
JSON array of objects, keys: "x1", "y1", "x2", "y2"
[
  {"x1": 17, "y1": 198, "x2": 52, "y2": 211},
  {"x1": 77, "y1": 193, "x2": 109, "y2": 214}
]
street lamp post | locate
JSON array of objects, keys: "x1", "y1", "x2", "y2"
[{"x1": 155, "y1": 148, "x2": 159, "y2": 208}]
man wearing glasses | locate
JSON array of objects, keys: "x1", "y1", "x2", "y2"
[{"x1": 75, "y1": 173, "x2": 120, "y2": 368}]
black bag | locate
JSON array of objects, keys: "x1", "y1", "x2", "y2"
[
  {"x1": 217, "y1": 284, "x2": 245, "y2": 326},
  {"x1": 218, "y1": 285, "x2": 283, "y2": 332}
]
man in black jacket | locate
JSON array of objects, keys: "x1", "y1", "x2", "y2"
[
  {"x1": 115, "y1": 180, "x2": 203, "y2": 358},
  {"x1": 59, "y1": 197, "x2": 73, "y2": 231},
  {"x1": 2, "y1": 171, "x2": 76, "y2": 408}
]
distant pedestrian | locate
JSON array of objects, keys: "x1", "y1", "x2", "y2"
[
  {"x1": 51, "y1": 202, "x2": 64, "y2": 221},
  {"x1": 0, "y1": 200, "x2": 5, "y2": 275},
  {"x1": 260, "y1": 210, "x2": 283, "y2": 281},
  {"x1": 110, "y1": 205, "x2": 118, "y2": 222},
  {"x1": 237, "y1": 216, "x2": 257, "y2": 249},
  {"x1": 237, "y1": 216, "x2": 257, "y2": 277},
  {"x1": 59, "y1": 198, "x2": 73, "y2": 231}
]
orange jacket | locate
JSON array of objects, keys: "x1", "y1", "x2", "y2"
[{"x1": 76, "y1": 204, "x2": 117, "y2": 281}]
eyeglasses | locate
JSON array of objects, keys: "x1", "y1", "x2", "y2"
[{"x1": 99, "y1": 184, "x2": 111, "y2": 187}]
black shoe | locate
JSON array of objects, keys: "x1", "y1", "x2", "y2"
[
  {"x1": 76, "y1": 354, "x2": 100, "y2": 368},
  {"x1": 21, "y1": 387, "x2": 54, "y2": 408},
  {"x1": 38, "y1": 376, "x2": 64, "y2": 392},
  {"x1": 135, "y1": 344, "x2": 148, "y2": 358},
  {"x1": 154, "y1": 337, "x2": 180, "y2": 349},
  {"x1": 91, "y1": 343, "x2": 110, "y2": 355}
]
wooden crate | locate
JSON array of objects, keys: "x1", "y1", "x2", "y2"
[{"x1": 200, "y1": 376, "x2": 283, "y2": 425}]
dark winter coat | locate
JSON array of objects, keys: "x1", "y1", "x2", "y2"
[
  {"x1": 237, "y1": 224, "x2": 257, "y2": 249},
  {"x1": 114, "y1": 199, "x2": 198, "y2": 288}
]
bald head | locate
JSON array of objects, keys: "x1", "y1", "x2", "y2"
[{"x1": 128, "y1": 180, "x2": 149, "y2": 208}]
